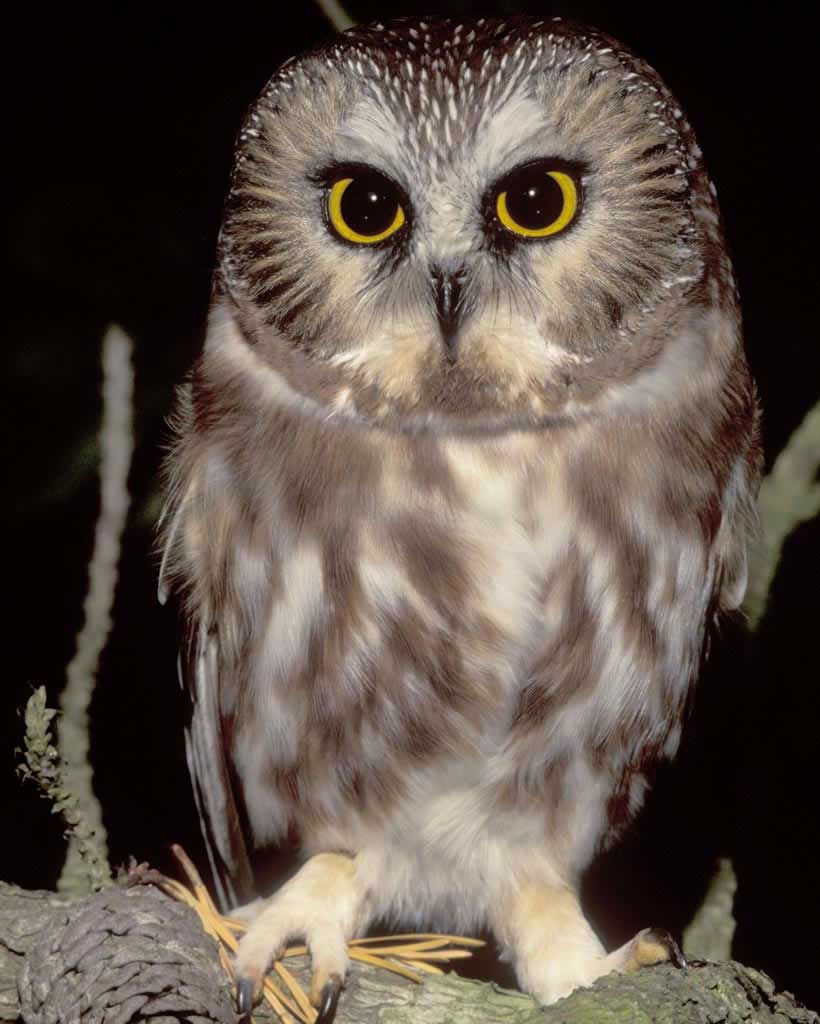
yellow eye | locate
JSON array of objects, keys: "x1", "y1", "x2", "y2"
[
  {"x1": 495, "y1": 166, "x2": 579, "y2": 238},
  {"x1": 327, "y1": 171, "x2": 406, "y2": 245}
]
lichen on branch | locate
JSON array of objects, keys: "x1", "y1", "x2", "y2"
[{"x1": 17, "y1": 687, "x2": 112, "y2": 893}]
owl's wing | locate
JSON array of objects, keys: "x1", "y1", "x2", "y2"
[
  {"x1": 161, "y1": 487, "x2": 255, "y2": 912},
  {"x1": 180, "y1": 620, "x2": 255, "y2": 911}
]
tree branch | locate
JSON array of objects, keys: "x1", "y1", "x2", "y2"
[
  {"x1": 745, "y1": 399, "x2": 820, "y2": 629},
  {"x1": 1, "y1": 882, "x2": 816, "y2": 1024},
  {"x1": 314, "y1": 0, "x2": 354, "y2": 32}
]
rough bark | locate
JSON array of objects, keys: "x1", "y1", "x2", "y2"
[
  {"x1": 0, "y1": 886, "x2": 76, "y2": 1022},
  {"x1": 1, "y1": 882, "x2": 816, "y2": 1024},
  {"x1": 3, "y1": 883, "x2": 232, "y2": 1024}
]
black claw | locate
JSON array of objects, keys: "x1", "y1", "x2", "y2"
[
  {"x1": 668, "y1": 937, "x2": 687, "y2": 970},
  {"x1": 316, "y1": 974, "x2": 343, "y2": 1024},
  {"x1": 236, "y1": 976, "x2": 257, "y2": 1023}
]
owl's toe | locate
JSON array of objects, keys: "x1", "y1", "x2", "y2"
[{"x1": 629, "y1": 927, "x2": 687, "y2": 970}]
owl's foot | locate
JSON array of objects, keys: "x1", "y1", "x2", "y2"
[
  {"x1": 234, "y1": 852, "x2": 369, "y2": 1024},
  {"x1": 491, "y1": 882, "x2": 685, "y2": 1006},
  {"x1": 530, "y1": 925, "x2": 685, "y2": 1004}
]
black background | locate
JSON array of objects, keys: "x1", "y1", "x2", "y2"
[{"x1": 5, "y1": 0, "x2": 819, "y2": 1008}]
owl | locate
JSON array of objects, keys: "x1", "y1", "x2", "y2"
[{"x1": 160, "y1": 15, "x2": 761, "y2": 1022}]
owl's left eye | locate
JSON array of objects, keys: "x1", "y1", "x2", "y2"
[
  {"x1": 327, "y1": 170, "x2": 407, "y2": 245},
  {"x1": 493, "y1": 163, "x2": 580, "y2": 239}
]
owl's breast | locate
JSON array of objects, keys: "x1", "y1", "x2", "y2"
[
  {"x1": 220, "y1": 416, "x2": 712, "y2": 857},
  {"x1": 225, "y1": 427, "x2": 569, "y2": 843}
]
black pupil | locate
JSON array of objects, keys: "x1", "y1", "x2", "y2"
[
  {"x1": 503, "y1": 168, "x2": 565, "y2": 229},
  {"x1": 341, "y1": 174, "x2": 399, "y2": 236}
]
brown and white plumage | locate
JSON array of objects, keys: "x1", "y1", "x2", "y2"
[{"x1": 161, "y1": 15, "x2": 760, "y2": 1014}]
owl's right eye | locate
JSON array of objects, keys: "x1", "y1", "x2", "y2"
[{"x1": 327, "y1": 170, "x2": 407, "y2": 245}]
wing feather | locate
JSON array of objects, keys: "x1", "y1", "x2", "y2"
[{"x1": 180, "y1": 622, "x2": 255, "y2": 911}]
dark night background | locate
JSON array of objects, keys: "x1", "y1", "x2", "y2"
[{"x1": 4, "y1": 0, "x2": 819, "y2": 1010}]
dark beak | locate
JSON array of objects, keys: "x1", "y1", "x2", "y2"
[{"x1": 430, "y1": 264, "x2": 467, "y2": 362}]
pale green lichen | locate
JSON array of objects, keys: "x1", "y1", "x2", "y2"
[
  {"x1": 371, "y1": 965, "x2": 818, "y2": 1024},
  {"x1": 17, "y1": 687, "x2": 112, "y2": 893}
]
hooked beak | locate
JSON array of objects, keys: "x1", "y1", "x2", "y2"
[{"x1": 430, "y1": 264, "x2": 467, "y2": 362}]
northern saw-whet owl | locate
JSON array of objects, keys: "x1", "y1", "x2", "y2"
[{"x1": 160, "y1": 15, "x2": 761, "y2": 1020}]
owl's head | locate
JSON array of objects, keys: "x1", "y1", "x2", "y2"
[{"x1": 218, "y1": 16, "x2": 725, "y2": 433}]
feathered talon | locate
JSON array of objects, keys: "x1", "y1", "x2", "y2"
[{"x1": 233, "y1": 853, "x2": 365, "y2": 1021}]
